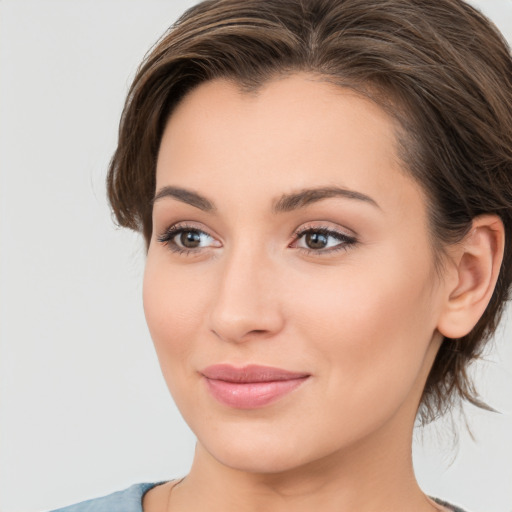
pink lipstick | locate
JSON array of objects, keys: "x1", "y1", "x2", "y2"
[{"x1": 201, "y1": 364, "x2": 310, "y2": 409}]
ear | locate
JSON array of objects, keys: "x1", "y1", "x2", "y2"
[{"x1": 437, "y1": 215, "x2": 505, "y2": 339}]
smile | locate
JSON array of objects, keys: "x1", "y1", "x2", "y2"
[{"x1": 201, "y1": 364, "x2": 310, "y2": 409}]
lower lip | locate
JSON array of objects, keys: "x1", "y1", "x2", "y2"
[{"x1": 204, "y1": 377, "x2": 309, "y2": 409}]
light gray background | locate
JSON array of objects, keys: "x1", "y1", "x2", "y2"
[{"x1": 1, "y1": 1, "x2": 511, "y2": 511}]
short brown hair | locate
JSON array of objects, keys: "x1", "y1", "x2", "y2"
[{"x1": 107, "y1": 0, "x2": 512, "y2": 424}]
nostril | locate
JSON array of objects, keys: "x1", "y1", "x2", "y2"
[{"x1": 210, "y1": 327, "x2": 276, "y2": 344}]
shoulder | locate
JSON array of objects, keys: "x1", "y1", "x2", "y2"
[{"x1": 48, "y1": 482, "x2": 164, "y2": 512}]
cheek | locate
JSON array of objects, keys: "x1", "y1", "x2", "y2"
[
  {"x1": 289, "y1": 247, "x2": 438, "y2": 408},
  {"x1": 142, "y1": 253, "x2": 210, "y2": 379}
]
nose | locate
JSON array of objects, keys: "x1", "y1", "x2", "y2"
[{"x1": 208, "y1": 245, "x2": 285, "y2": 344}]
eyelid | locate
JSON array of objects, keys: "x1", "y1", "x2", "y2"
[{"x1": 294, "y1": 221, "x2": 357, "y2": 238}]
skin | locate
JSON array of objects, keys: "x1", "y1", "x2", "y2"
[{"x1": 142, "y1": 74, "x2": 504, "y2": 512}]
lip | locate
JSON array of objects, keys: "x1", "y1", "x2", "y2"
[{"x1": 201, "y1": 364, "x2": 310, "y2": 409}]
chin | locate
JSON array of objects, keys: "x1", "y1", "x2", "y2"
[
  {"x1": 206, "y1": 441, "x2": 309, "y2": 475},
  {"x1": 192, "y1": 418, "x2": 343, "y2": 476}
]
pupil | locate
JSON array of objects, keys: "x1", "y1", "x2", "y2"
[
  {"x1": 306, "y1": 232, "x2": 327, "y2": 249},
  {"x1": 180, "y1": 230, "x2": 201, "y2": 248}
]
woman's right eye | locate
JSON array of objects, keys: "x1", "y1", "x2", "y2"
[{"x1": 157, "y1": 225, "x2": 221, "y2": 254}]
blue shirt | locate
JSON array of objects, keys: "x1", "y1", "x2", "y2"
[
  {"x1": 49, "y1": 483, "x2": 159, "y2": 512},
  {"x1": 49, "y1": 482, "x2": 469, "y2": 512}
]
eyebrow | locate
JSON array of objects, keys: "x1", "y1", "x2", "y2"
[
  {"x1": 152, "y1": 185, "x2": 379, "y2": 213},
  {"x1": 153, "y1": 186, "x2": 215, "y2": 212},
  {"x1": 272, "y1": 186, "x2": 380, "y2": 213}
]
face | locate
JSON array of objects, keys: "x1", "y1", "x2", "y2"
[{"x1": 144, "y1": 75, "x2": 446, "y2": 474}]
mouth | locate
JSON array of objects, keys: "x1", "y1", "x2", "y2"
[{"x1": 200, "y1": 364, "x2": 310, "y2": 409}]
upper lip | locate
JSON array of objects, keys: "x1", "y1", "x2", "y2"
[{"x1": 201, "y1": 364, "x2": 310, "y2": 383}]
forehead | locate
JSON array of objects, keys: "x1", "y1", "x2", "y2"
[
  {"x1": 161, "y1": 75, "x2": 401, "y2": 156},
  {"x1": 156, "y1": 74, "x2": 424, "y2": 219}
]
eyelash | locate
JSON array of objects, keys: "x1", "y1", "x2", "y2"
[{"x1": 156, "y1": 223, "x2": 358, "y2": 256}]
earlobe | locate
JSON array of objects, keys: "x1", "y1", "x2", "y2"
[{"x1": 437, "y1": 215, "x2": 505, "y2": 339}]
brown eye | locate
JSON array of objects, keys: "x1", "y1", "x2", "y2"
[
  {"x1": 305, "y1": 232, "x2": 328, "y2": 249},
  {"x1": 179, "y1": 230, "x2": 202, "y2": 248},
  {"x1": 157, "y1": 225, "x2": 221, "y2": 253},
  {"x1": 293, "y1": 227, "x2": 357, "y2": 254}
]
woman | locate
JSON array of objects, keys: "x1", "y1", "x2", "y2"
[{"x1": 50, "y1": 0, "x2": 512, "y2": 511}]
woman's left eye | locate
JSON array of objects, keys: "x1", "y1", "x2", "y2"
[
  {"x1": 157, "y1": 226, "x2": 220, "y2": 253},
  {"x1": 292, "y1": 228, "x2": 357, "y2": 253}
]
